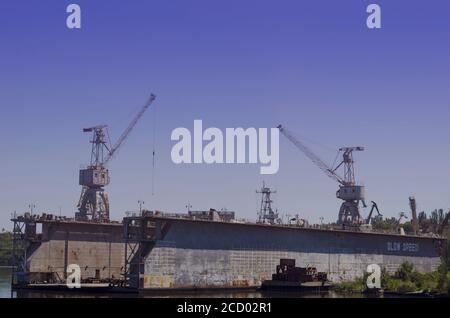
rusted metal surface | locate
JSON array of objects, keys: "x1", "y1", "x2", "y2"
[
  {"x1": 271, "y1": 259, "x2": 328, "y2": 283},
  {"x1": 144, "y1": 275, "x2": 174, "y2": 288},
  {"x1": 232, "y1": 280, "x2": 250, "y2": 288}
]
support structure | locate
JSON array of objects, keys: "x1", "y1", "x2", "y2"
[
  {"x1": 256, "y1": 182, "x2": 278, "y2": 224},
  {"x1": 123, "y1": 214, "x2": 145, "y2": 289},
  {"x1": 10, "y1": 212, "x2": 46, "y2": 286},
  {"x1": 335, "y1": 147, "x2": 366, "y2": 226},
  {"x1": 11, "y1": 214, "x2": 27, "y2": 286},
  {"x1": 122, "y1": 211, "x2": 171, "y2": 289},
  {"x1": 77, "y1": 125, "x2": 111, "y2": 221}
]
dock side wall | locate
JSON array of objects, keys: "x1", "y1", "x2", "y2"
[
  {"x1": 26, "y1": 222, "x2": 126, "y2": 282},
  {"x1": 142, "y1": 219, "x2": 443, "y2": 289}
]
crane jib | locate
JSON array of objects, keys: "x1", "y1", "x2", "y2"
[
  {"x1": 277, "y1": 125, "x2": 345, "y2": 185},
  {"x1": 104, "y1": 94, "x2": 156, "y2": 165}
]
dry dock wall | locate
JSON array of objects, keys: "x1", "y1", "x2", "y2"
[
  {"x1": 21, "y1": 217, "x2": 444, "y2": 289},
  {"x1": 26, "y1": 222, "x2": 125, "y2": 282},
  {"x1": 144, "y1": 247, "x2": 438, "y2": 288},
  {"x1": 142, "y1": 219, "x2": 443, "y2": 289}
]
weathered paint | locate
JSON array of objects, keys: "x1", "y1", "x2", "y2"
[
  {"x1": 144, "y1": 247, "x2": 440, "y2": 288},
  {"x1": 20, "y1": 217, "x2": 445, "y2": 290},
  {"x1": 142, "y1": 218, "x2": 444, "y2": 289},
  {"x1": 24, "y1": 221, "x2": 126, "y2": 282},
  {"x1": 143, "y1": 275, "x2": 174, "y2": 288}
]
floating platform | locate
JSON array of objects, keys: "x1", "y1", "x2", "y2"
[{"x1": 10, "y1": 212, "x2": 446, "y2": 290}]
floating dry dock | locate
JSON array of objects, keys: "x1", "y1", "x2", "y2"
[{"x1": 10, "y1": 210, "x2": 445, "y2": 291}]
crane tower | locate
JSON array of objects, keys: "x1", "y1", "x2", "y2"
[
  {"x1": 277, "y1": 125, "x2": 366, "y2": 226},
  {"x1": 335, "y1": 146, "x2": 366, "y2": 225},
  {"x1": 76, "y1": 93, "x2": 156, "y2": 222},
  {"x1": 76, "y1": 125, "x2": 111, "y2": 221}
]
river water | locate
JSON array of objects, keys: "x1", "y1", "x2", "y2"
[
  {"x1": 0, "y1": 267, "x2": 382, "y2": 298},
  {"x1": 0, "y1": 268, "x2": 13, "y2": 298}
]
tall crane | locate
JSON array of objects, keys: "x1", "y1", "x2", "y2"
[
  {"x1": 76, "y1": 93, "x2": 156, "y2": 222},
  {"x1": 277, "y1": 125, "x2": 366, "y2": 226}
]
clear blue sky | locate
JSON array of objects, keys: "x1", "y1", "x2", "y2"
[{"x1": 1, "y1": 0, "x2": 449, "y2": 229}]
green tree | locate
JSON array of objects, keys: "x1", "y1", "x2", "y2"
[
  {"x1": 418, "y1": 211, "x2": 427, "y2": 224},
  {"x1": 395, "y1": 261, "x2": 414, "y2": 281},
  {"x1": 0, "y1": 232, "x2": 13, "y2": 265}
]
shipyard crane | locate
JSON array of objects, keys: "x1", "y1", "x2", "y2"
[
  {"x1": 76, "y1": 93, "x2": 157, "y2": 222},
  {"x1": 366, "y1": 201, "x2": 382, "y2": 225},
  {"x1": 277, "y1": 125, "x2": 366, "y2": 226}
]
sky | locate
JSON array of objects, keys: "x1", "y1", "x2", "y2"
[{"x1": 0, "y1": 0, "x2": 450, "y2": 229}]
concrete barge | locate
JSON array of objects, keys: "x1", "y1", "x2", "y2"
[{"x1": 11, "y1": 212, "x2": 445, "y2": 291}]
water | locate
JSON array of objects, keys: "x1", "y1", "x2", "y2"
[
  {"x1": 0, "y1": 267, "x2": 13, "y2": 298},
  {"x1": 0, "y1": 269, "x2": 382, "y2": 298}
]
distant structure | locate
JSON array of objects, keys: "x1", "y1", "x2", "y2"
[
  {"x1": 366, "y1": 201, "x2": 382, "y2": 225},
  {"x1": 189, "y1": 209, "x2": 235, "y2": 222},
  {"x1": 257, "y1": 182, "x2": 278, "y2": 224},
  {"x1": 409, "y1": 196, "x2": 419, "y2": 235}
]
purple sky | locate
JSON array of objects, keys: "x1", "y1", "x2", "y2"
[{"x1": 1, "y1": 0, "x2": 450, "y2": 228}]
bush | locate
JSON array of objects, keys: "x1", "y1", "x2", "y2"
[
  {"x1": 395, "y1": 281, "x2": 417, "y2": 293},
  {"x1": 0, "y1": 232, "x2": 12, "y2": 266},
  {"x1": 333, "y1": 277, "x2": 366, "y2": 293},
  {"x1": 412, "y1": 272, "x2": 439, "y2": 291},
  {"x1": 381, "y1": 267, "x2": 391, "y2": 287},
  {"x1": 335, "y1": 261, "x2": 449, "y2": 295},
  {"x1": 395, "y1": 261, "x2": 414, "y2": 281}
]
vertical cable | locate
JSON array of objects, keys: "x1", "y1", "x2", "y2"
[{"x1": 151, "y1": 104, "x2": 157, "y2": 196}]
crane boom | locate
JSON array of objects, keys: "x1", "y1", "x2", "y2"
[
  {"x1": 104, "y1": 93, "x2": 156, "y2": 165},
  {"x1": 277, "y1": 125, "x2": 345, "y2": 185}
]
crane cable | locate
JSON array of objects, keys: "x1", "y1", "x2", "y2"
[
  {"x1": 331, "y1": 150, "x2": 341, "y2": 171},
  {"x1": 151, "y1": 104, "x2": 157, "y2": 196}
]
